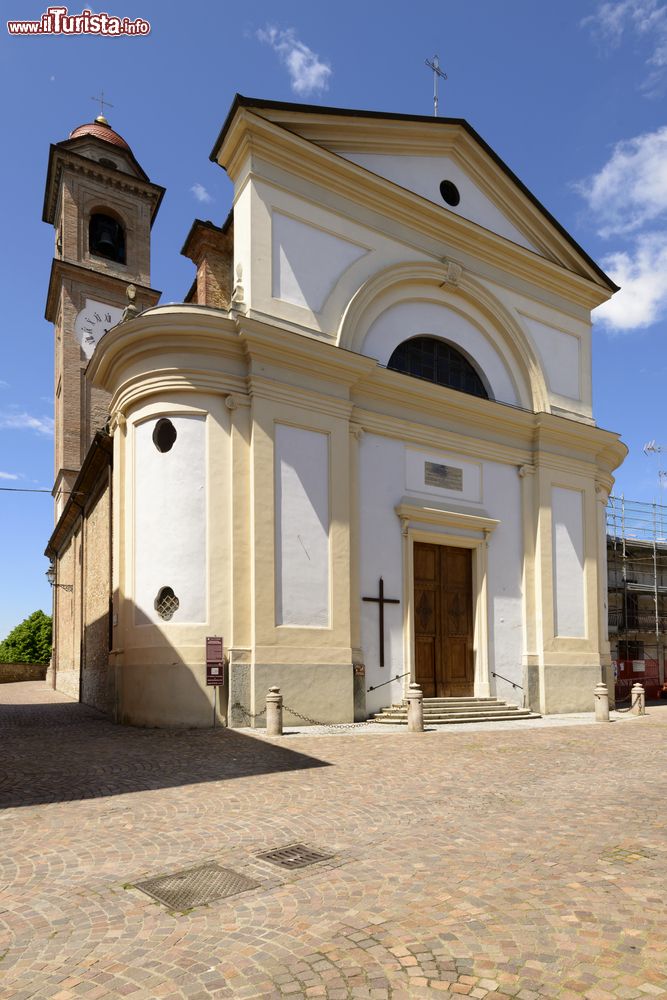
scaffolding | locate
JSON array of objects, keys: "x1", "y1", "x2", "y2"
[{"x1": 606, "y1": 495, "x2": 667, "y2": 698}]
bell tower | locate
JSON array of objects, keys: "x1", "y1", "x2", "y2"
[{"x1": 43, "y1": 114, "x2": 164, "y2": 518}]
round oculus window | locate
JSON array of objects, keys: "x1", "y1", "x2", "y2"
[
  {"x1": 152, "y1": 418, "x2": 177, "y2": 453},
  {"x1": 439, "y1": 180, "x2": 461, "y2": 207}
]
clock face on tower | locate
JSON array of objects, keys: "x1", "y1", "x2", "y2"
[{"x1": 74, "y1": 298, "x2": 123, "y2": 359}]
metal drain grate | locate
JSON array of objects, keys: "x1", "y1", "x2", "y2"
[
  {"x1": 257, "y1": 843, "x2": 333, "y2": 870},
  {"x1": 134, "y1": 863, "x2": 260, "y2": 910}
]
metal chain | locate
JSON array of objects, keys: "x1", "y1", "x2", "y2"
[
  {"x1": 614, "y1": 694, "x2": 643, "y2": 714},
  {"x1": 282, "y1": 703, "x2": 376, "y2": 731},
  {"x1": 231, "y1": 700, "x2": 374, "y2": 731},
  {"x1": 231, "y1": 701, "x2": 266, "y2": 721}
]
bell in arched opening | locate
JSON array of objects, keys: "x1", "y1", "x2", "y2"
[{"x1": 89, "y1": 212, "x2": 126, "y2": 264}]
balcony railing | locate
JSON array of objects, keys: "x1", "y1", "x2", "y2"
[
  {"x1": 608, "y1": 570, "x2": 667, "y2": 590},
  {"x1": 609, "y1": 610, "x2": 667, "y2": 631}
]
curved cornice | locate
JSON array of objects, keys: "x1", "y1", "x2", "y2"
[
  {"x1": 337, "y1": 260, "x2": 550, "y2": 413},
  {"x1": 87, "y1": 304, "x2": 242, "y2": 390},
  {"x1": 43, "y1": 145, "x2": 165, "y2": 226},
  {"x1": 85, "y1": 299, "x2": 625, "y2": 475}
]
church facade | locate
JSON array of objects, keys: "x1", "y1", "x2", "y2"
[{"x1": 45, "y1": 95, "x2": 626, "y2": 727}]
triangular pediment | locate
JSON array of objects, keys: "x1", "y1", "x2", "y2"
[
  {"x1": 338, "y1": 151, "x2": 538, "y2": 253},
  {"x1": 211, "y1": 97, "x2": 616, "y2": 295}
]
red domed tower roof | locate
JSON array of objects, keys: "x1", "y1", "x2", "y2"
[{"x1": 68, "y1": 115, "x2": 131, "y2": 151}]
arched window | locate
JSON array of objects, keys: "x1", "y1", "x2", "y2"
[
  {"x1": 89, "y1": 212, "x2": 126, "y2": 264},
  {"x1": 387, "y1": 336, "x2": 489, "y2": 399}
]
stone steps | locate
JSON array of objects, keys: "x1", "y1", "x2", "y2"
[{"x1": 372, "y1": 696, "x2": 540, "y2": 726}]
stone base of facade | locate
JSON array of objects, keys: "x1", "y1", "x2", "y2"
[
  {"x1": 54, "y1": 667, "x2": 81, "y2": 702},
  {"x1": 114, "y1": 659, "x2": 219, "y2": 728},
  {"x1": 230, "y1": 661, "x2": 354, "y2": 728},
  {"x1": 526, "y1": 662, "x2": 604, "y2": 715},
  {"x1": 111, "y1": 658, "x2": 354, "y2": 729}
]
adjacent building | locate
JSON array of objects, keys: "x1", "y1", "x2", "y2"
[{"x1": 607, "y1": 495, "x2": 667, "y2": 701}]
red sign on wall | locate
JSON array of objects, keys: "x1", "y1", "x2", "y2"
[{"x1": 206, "y1": 636, "x2": 225, "y2": 686}]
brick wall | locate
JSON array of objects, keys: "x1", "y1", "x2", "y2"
[
  {"x1": 54, "y1": 533, "x2": 81, "y2": 701},
  {"x1": 0, "y1": 663, "x2": 48, "y2": 684},
  {"x1": 80, "y1": 481, "x2": 112, "y2": 713}
]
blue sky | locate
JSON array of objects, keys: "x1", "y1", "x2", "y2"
[{"x1": 1, "y1": 0, "x2": 667, "y2": 640}]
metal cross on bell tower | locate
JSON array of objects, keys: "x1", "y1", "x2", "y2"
[
  {"x1": 90, "y1": 90, "x2": 114, "y2": 122},
  {"x1": 425, "y1": 54, "x2": 447, "y2": 117}
]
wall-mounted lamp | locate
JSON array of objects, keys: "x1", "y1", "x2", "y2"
[{"x1": 45, "y1": 564, "x2": 73, "y2": 593}]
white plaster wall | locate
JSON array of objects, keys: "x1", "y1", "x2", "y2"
[
  {"x1": 406, "y1": 448, "x2": 482, "y2": 504},
  {"x1": 523, "y1": 317, "x2": 580, "y2": 400},
  {"x1": 359, "y1": 435, "x2": 405, "y2": 714},
  {"x1": 484, "y1": 462, "x2": 524, "y2": 703},
  {"x1": 233, "y1": 181, "x2": 253, "y2": 308},
  {"x1": 552, "y1": 486, "x2": 586, "y2": 638},
  {"x1": 362, "y1": 300, "x2": 519, "y2": 405},
  {"x1": 359, "y1": 434, "x2": 524, "y2": 714},
  {"x1": 341, "y1": 152, "x2": 539, "y2": 252},
  {"x1": 272, "y1": 211, "x2": 368, "y2": 312},
  {"x1": 246, "y1": 177, "x2": 428, "y2": 335},
  {"x1": 134, "y1": 415, "x2": 207, "y2": 625},
  {"x1": 275, "y1": 425, "x2": 330, "y2": 627}
]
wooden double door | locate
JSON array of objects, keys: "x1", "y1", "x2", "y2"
[{"x1": 413, "y1": 542, "x2": 474, "y2": 698}]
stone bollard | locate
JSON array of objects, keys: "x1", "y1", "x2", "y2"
[
  {"x1": 266, "y1": 686, "x2": 283, "y2": 736},
  {"x1": 631, "y1": 682, "x2": 646, "y2": 717},
  {"x1": 594, "y1": 681, "x2": 610, "y2": 723},
  {"x1": 407, "y1": 683, "x2": 424, "y2": 733}
]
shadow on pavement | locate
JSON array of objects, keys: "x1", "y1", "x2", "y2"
[{"x1": 0, "y1": 696, "x2": 331, "y2": 809}]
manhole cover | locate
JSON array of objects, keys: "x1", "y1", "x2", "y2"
[
  {"x1": 134, "y1": 864, "x2": 260, "y2": 910},
  {"x1": 258, "y1": 843, "x2": 333, "y2": 870}
]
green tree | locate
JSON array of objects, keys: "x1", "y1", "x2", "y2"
[{"x1": 0, "y1": 610, "x2": 52, "y2": 664}]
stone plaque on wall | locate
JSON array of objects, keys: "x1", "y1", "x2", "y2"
[{"x1": 424, "y1": 461, "x2": 463, "y2": 491}]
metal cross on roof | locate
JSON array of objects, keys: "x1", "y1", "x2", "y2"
[
  {"x1": 425, "y1": 54, "x2": 447, "y2": 117},
  {"x1": 90, "y1": 90, "x2": 114, "y2": 118}
]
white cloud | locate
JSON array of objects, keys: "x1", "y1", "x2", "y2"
[
  {"x1": 257, "y1": 26, "x2": 332, "y2": 95},
  {"x1": 576, "y1": 126, "x2": 667, "y2": 236},
  {"x1": 593, "y1": 232, "x2": 667, "y2": 330},
  {"x1": 582, "y1": 1, "x2": 667, "y2": 95},
  {"x1": 190, "y1": 183, "x2": 212, "y2": 204},
  {"x1": 0, "y1": 412, "x2": 54, "y2": 436},
  {"x1": 0, "y1": 472, "x2": 19, "y2": 480},
  {"x1": 578, "y1": 124, "x2": 667, "y2": 332},
  {"x1": 0, "y1": 380, "x2": 8, "y2": 388}
]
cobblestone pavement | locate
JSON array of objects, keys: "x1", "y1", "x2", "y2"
[{"x1": 2, "y1": 682, "x2": 667, "y2": 1000}]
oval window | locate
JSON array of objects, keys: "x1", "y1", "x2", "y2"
[
  {"x1": 152, "y1": 418, "x2": 177, "y2": 453},
  {"x1": 439, "y1": 180, "x2": 461, "y2": 207}
]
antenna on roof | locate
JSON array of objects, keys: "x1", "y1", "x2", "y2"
[
  {"x1": 425, "y1": 55, "x2": 447, "y2": 117},
  {"x1": 644, "y1": 440, "x2": 667, "y2": 506}
]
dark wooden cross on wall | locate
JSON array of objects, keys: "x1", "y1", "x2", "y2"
[{"x1": 363, "y1": 577, "x2": 400, "y2": 667}]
